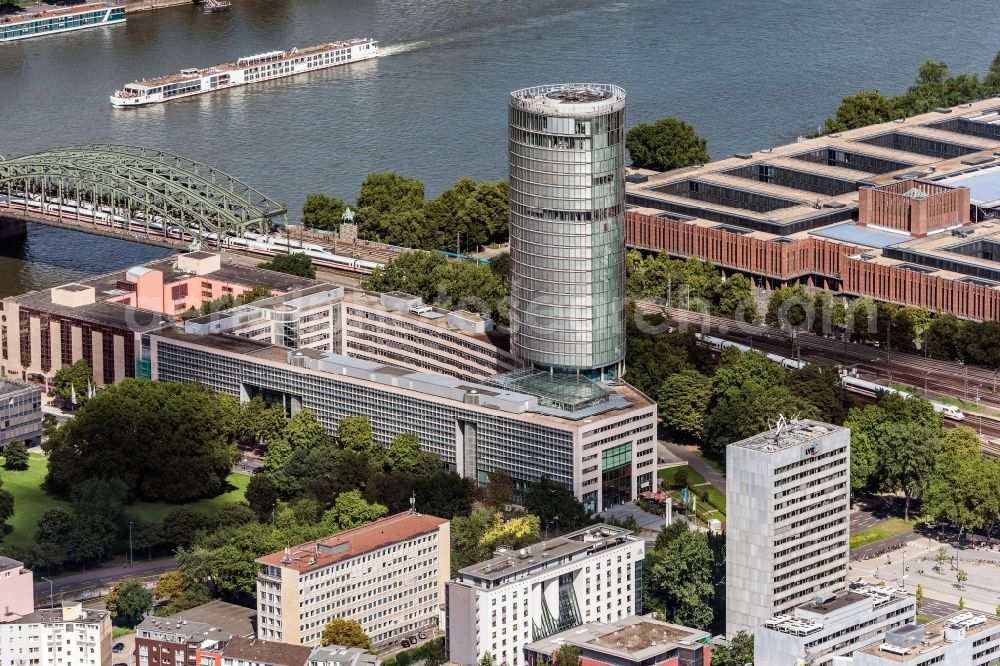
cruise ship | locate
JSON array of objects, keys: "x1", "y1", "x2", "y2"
[
  {"x1": 110, "y1": 37, "x2": 377, "y2": 107},
  {"x1": 0, "y1": 2, "x2": 125, "y2": 42}
]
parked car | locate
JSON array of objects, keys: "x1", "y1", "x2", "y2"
[
  {"x1": 400, "y1": 640, "x2": 410, "y2": 648},
  {"x1": 112, "y1": 643, "x2": 125, "y2": 653},
  {"x1": 418, "y1": 632, "x2": 427, "y2": 640}
]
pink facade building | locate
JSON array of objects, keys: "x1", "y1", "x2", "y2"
[{"x1": 0, "y1": 557, "x2": 34, "y2": 622}]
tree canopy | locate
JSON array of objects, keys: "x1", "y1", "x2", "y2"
[
  {"x1": 2, "y1": 440, "x2": 29, "y2": 470},
  {"x1": 644, "y1": 522, "x2": 717, "y2": 629},
  {"x1": 106, "y1": 579, "x2": 154, "y2": 626},
  {"x1": 257, "y1": 252, "x2": 316, "y2": 278},
  {"x1": 523, "y1": 475, "x2": 591, "y2": 532},
  {"x1": 51, "y1": 359, "x2": 92, "y2": 406},
  {"x1": 321, "y1": 617, "x2": 373, "y2": 650},
  {"x1": 302, "y1": 194, "x2": 350, "y2": 231},
  {"x1": 45, "y1": 379, "x2": 239, "y2": 502},
  {"x1": 625, "y1": 117, "x2": 709, "y2": 172}
]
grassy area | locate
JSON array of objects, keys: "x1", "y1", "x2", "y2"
[
  {"x1": 0, "y1": 455, "x2": 71, "y2": 547},
  {"x1": 917, "y1": 614, "x2": 933, "y2": 624},
  {"x1": 658, "y1": 464, "x2": 707, "y2": 489},
  {"x1": 849, "y1": 518, "x2": 914, "y2": 550},
  {"x1": 112, "y1": 627, "x2": 135, "y2": 639},
  {"x1": 0, "y1": 455, "x2": 249, "y2": 547}
]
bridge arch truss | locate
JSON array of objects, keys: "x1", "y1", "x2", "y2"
[{"x1": 0, "y1": 144, "x2": 287, "y2": 241}]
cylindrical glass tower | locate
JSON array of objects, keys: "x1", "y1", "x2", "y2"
[{"x1": 508, "y1": 83, "x2": 626, "y2": 378}]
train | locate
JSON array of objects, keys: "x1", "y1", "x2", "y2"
[
  {"x1": 0, "y1": 193, "x2": 385, "y2": 274},
  {"x1": 695, "y1": 332, "x2": 965, "y2": 420}
]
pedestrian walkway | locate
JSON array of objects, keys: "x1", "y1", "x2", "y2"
[{"x1": 659, "y1": 441, "x2": 726, "y2": 493}]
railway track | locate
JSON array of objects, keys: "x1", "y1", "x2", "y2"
[{"x1": 634, "y1": 301, "x2": 1000, "y2": 456}]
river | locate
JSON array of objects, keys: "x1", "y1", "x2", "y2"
[{"x1": 1, "y1": 0, "x2": 999, "y2": 296}]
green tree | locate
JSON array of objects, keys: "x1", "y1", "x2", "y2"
[
  {"x1": 626, "y1": 117, "x2": 709, "y2": 172},
  {"x1": 161, "y1": 507, "x2": 214, "y2": 549},
  {"x1": 711, "y1": 631, "x2": 754, "y2": 666},
  {"x1": 451, "y1": 508, "x2": 541, "y2": 572},
  {"x1": 321, "y1": 617, "x2": 372, "y2": 650},
  {"x1": 704, "y1": 384, "x2": 819, "y2": 457},
  {"x1": 925, "y1": 314, "x2": 965, "y2": 360},
  {"x1": 364, "y1": 251, "x2": 449, "y2": 301},
  {"x1": 2, "y1": 440, "x2": 29, "y2": 470},
  {"x1": 959, "y1": 596, "x2": 966, "y2": 610},
  {"x1": 523, "y1": 475, "x2": 590, "y2": 532},
  {"x1": 257, "y1": 252, "x2": 316, "y2": 278},
  {"x1": 321, "y1": 490, "x2": 388, "y2": 532},
  {"x1": 916, "y1": 583, "x2": 924, "y2": 610},
  {"x1": 106, "y1": 579, "x2": 154, "y2": 626},
  {"x1": 489, "y1": 252, "x2": 512, "y2": 287},
  {"x1": 0, "y1": 477, "x2": 13, "y2": 535},
  {"x1": 246, "y1": 474, "x2": 280, "y2": 522},
  {"x1": 658, "y1": 369, "x2": 712, "y2": 439},
  {"x1": 787, "y1": 364, "x2": 849, "y2": 424},
  {"x1": 338, "y1": 416, "x2": 378, "y2": 460},
  {"x1": 957, "y1": 569, "x2": 968, "y2": 590},
  {"x1": 429, "y1": 260, "x2": 509, "y2": 325},
  {"x1": 985, "y1": 51, "x2": 1000, "y2": 96},
  {"x1": 34, "y1": 508, "x2": 73, "y2": 550},
  {"x1": 823, "y1": 90, "x2": 900, "y2": 133},
  {"x1": 51, "y1": 359, "x2": 92, "y2": 406},
  {"x1": 302, "y1": 193, "x2": 349, "y2": 231},
  {"x1": 717, "y1": 273, "x2": 757, "y2": 322},
  {"x1": 959, "y1": 320, "x2": 1000, "y2": 370},
  {"x1": 765, "y1": 284, "x2": 813, "y2": 329},
  {"x1": 880, "y1": 421, "x2": 942, "y2": 520},
  {"x1": 386, "y1": 433, "x2": 421, "y2": 472},
  {"x1": 922, "y1": 428, "x2": 994, "y2": 533},
  {"x1": 357, "y1": 172, "x2": 425, "y2": 218},
  {"x1": 645, "y1": 522, "x2": 715, "y2": 629},
  {"x1": 479, "y1": 654, "x2": 496, "y2": 666},
  {"x1": 553, "y1": 644, "x2": 581, "y2": 666},
  {"x1": 484, "y1": 469, "x2": 514, "y2": 510},
  {"x1": 45, "y1": 380, "x2": 238, "y2": 503},
  {"x1": 237, "y1": 398, "x2": 287, "y2": 449}
]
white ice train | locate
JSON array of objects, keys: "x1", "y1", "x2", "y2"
[
  {"x1": 695, "y1": 333, "x2": 807, "y2": 369},
  {"x1": 839, "y1": 374, "x2": 965, "y2": 421}
]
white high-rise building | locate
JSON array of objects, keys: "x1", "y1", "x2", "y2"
[
  {"x1": 445, "y1": 525, "x2": 644, "y2": 666},
  {"x1": 726, "y1": 419, "x2": 851, "y2": 637}
]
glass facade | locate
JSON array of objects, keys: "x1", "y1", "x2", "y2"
[
  {"x1": 601, "y1": 442, "x2": 632, "y2": 510},
  {"x1": 508, "y1": 84, "x2": 627, "y2": 376}
]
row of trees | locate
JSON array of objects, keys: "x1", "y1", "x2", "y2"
[
  {"x1": 302, "y1": 174, "x2": 509, "y2": 252},
  {"x1": 627, "y1": 309, "x2": 851, "y2": 458},
  {"x1": 364, "y1": 250, "x2": 509, "y2": 324},
  {"x1": 848, "y1": 391, "x2": 1000, "y2": 524},
  {"x1": 824, "y1": 53, "x2": 1000, "y2": 133},
  {"x1": 626, "y1": 251, "x2": 758, "y2": 322},
  {"x1": 644, "y1": 521, "x2": 724, "y2": 632},
  {"x1": 766, "y1": 285, "x2": 1000, "y2": 369}
]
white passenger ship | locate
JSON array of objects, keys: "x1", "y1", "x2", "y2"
[
  {"x1": 110, "y1": 37, "x2": 377, "y2": 107},
  {"x1": 0, "y1": 2, "x2": 125, "y2": 43}
]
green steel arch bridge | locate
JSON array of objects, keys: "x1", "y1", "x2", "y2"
[{"x1": 0, "y1": 144, "x2": 287, "y2": 245}]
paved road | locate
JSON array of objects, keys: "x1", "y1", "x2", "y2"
[
  {"x1": 851, "y1": 530, "x2": 918, "y2": 560},
  {"x1": 919, "y1": 597, "x2": 961, "y2": 621},
  {"x1": 659, "y1": 441, "x2": 726, "y2": 493},
  {"x1": 34, "y1": 556, "x2": 176, "y2": 604},
  {"x1": 851, "y1": 511, "x2": 885, "y2": 532}
]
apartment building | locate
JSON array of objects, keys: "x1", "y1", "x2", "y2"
[
  {"x1": 255, "y1": 512, "x2": 450, "y2": 648},
  {"x1": 726, "y1": 419, "x2": 851, "y2": 636},
  {"x1": 0, "y1": 380, "x2": 42, "y2": 448},
  {"x1": 445, "y1": 525, "x2": 645, "y2": 666},
  {"x1": 753, "y1": 584, "x2": 916, "y2": 666},
  {"x1": 0, "y1": 556, "x2": 112, "y2": 666},
  {"x1": 853, "y1": 612, "x2": 1000, "y2": 666}
]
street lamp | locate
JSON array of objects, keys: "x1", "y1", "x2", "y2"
[{"x1": 40, "y1": 576, "x2": 53, "y2": 609}]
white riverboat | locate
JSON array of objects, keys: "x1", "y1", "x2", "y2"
[
  {"x1": 0, "y1": 2, "x2": 125, "y2": 43},
  {"x1": 110, "y1": 37, "x2": 377, "y2": 107}
]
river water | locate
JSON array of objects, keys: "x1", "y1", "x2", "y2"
[{"x1": 1, "y1": 0, "x2": 999, "y2": 296}]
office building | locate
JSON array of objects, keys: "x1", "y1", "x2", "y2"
[
  {"x1": 524, "y1": 615, "x2": 710, "y2": 666},
  {"x1": 853, "y1": 612, "x2": 1000, "y2": 665},
  {"x1": 135, "y1": 600, "x2": 257, "y2": 666},
  {"x1": 508, "y1": 83, "x2": 627, "y2": 378},
  {"x1": 753, "y1": 584, "x2": 916, "y2": 666},
  {"x1": 0, "y1": 557, "x2": 112, "y2": 666},
  {"x1": 0, "y1": 380, "x2": 42, "y2": 448},
  {"x1": 0, "y1": 251, "x2": 317, "y2": 386},
  {"x1": 726, "y1": 419, "x2": 851, "y2": 636},
  {"x1": 445, "y1": 524, "x2": 645, "y2": 666},
  {"x1": 625, "y1": 98, "x2": 1000, "y2": 322},
  {"x1": 255, "y1": 511, "x2": 450, "y2": 647},
  {"x1": 150, "y1": 326, "x2": 656, "y2": 511}
]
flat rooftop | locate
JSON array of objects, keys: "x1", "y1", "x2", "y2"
[
  {"x1": 526, "y1": 615, "x2": 709, "y2": 661},
  {"x1": 456, "y1": 525, "x2": 634, "y2": 583},
  {"x1": 627, "y1": 98, "x2": 1000, "y2": 236},
  {"x1": 13, "y1": 606, "x2": 109, "y2": 625},
  {"x1": 730, "y1": 418, "x2": 845, "y2": 453},
  {"x1": 257, "y1": 511, "x2": 446, "y2": 574},
  {"x1": 798, "y1": 591, "x2": 867, "y2": 614},
  {"x1": 0, "y1": 380, "x2": 39, "y2": 396},
  {"x1": 860, "y1": 613, "x2": 1000, "y2": 662},
  {"x1": 172, "y1": 600, "x2": 256, "y2": 638}
]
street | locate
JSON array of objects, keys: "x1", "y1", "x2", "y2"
[{"x1": 33, "y1": 556, "x2": 176, "y2": 606}]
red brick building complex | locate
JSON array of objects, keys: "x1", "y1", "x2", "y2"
[{"x1": 625, "y1": 98, "x2": 1000, "y2": 321}]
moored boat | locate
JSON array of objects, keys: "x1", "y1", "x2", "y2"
[{"x1": 0, "y1": 1, "x2": 125, "y2": 43}]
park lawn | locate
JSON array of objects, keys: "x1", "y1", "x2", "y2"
[
  {"x1": 0, "y1": 454, "x2": 71, "y2": 547},
  {"x1": 129, "y1": 473, "x2": 250, "y2": 522},
  {"x1": 849, "y1": 518, "x2": 914, "y2": 550},
  {"x1": 0, "y1": 455, "x2": 249, "y2": 546}
]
